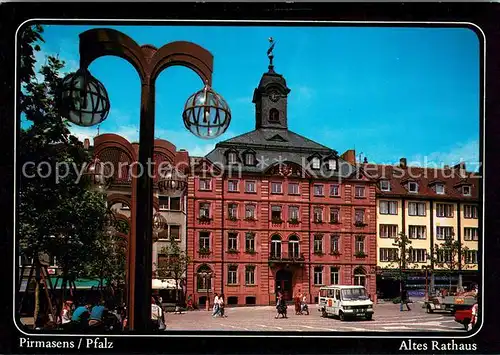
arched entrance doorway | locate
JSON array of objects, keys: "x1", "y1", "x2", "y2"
[{"x1": 275, "y1": 269, "x2": 293, "y2": 301}]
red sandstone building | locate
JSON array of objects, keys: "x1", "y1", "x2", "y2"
[{"x1": 186, "y1": 61, "x2": 378, "y2": 306}]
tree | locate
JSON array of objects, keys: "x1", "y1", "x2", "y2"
[
  {"x1": 18, "y1": 25, "x2": 109, "y2": 323},
  {"x1": 154, "y1": 236, "x2": 191, "y2": 304},
  {"x1": 430, "y1": 234, "x2": 466, "y2": 292},
  {"x1": 387, "y1": 232, "x2": 418, "y2": 309}
]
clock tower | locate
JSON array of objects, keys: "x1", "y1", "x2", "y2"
[{"x1": 252, "y1": 39, "x2": 291, "y2": 130}]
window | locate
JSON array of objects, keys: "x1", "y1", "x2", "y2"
[
  {"x1": 353, "y1": 268, "x2": 366, "y2": 286},
  {"x1": 228, "y1": 203, "x2": 238, "y2": 219},
  {"x1": 462, "y1": 185, "x2": 471, "y2": 196},
  {"x1": 330, "y1": 267, "x2": 339, "y2": 285},
  {"x1": 330, "y1": 235, "x2": 340, "y2": 253},
  {"x1": 437, "y1": 250, "x2": 452, "y2": 263},
  {"x1": 380, "y1": 180, "x2": 390, "y2": 191},
  {"x1": 379, "y1": 224, "x2": 398, "y2": 238},
  {"x1": 228, "y1": 152, "x2": 238, "y2": 164},
  {"x1": 245, "y1": 266, "x2": 256, "y2": 285},
  {"x1": 330, "y1": 184, "x2": 340, "y2": 197},
  {"x1": 270, "y1": 235, "x2": 282, "y2": 258},
  {"x1": 464, "y1": 227, "x2": 479, "y2": 241},
  {"x1": 228, "y1": 232, "x2": 238, "y2": 251},
  {"x1": 329, "y1": 207, "x2": 340, "y2": 223},
  {"x1": 288, "y1": 206, "x2": 299, "y2": 220},
  {"x1": 245, "y1": 180, "x2": 256, "y2": 193},
  {"x1": 245, "y1": 233, "x2": 255, "y2": 252},
  {"x1": 199, "y1": 232, "x2": 210, "y2": 250},
  {"x1": 379, "y1": 248, "x2": 398, "y2": 262},
  {"x1": 288, "y1": 235, "x2": 300, "y2": 258},
  {"x1": 408, "y1": 202, "x2": 426, "y2": 216},
  {"x1": 409, "y1": 249, "x2": 427, "y2": 263},
  {"x1": 170, "y1": 197, "x2": 181, "y2": 211},
  {"x1": 271, "y1": 182, "x2": 283, "y2": 194},
  {"x1": 465, "y1": 250, "x2": 478, "y2": 264},
  {"x1": 271, "y1": 205, "x2": 282, "y2": 221},
  {"x1": 314, "y1": 235, "x2": 323, "y2": 253},
  {"x1": 228, "y1": 180, "x2": 239, "y2": 192},
  {"x1": 436, "y1": 203, "x2": 454, "y2": 218},
  {"x1": 408, "y1": 182, "x2": 419, "y2": 193},
  {"x1": 199, "y1": 179, "x2": 211, "y2": 191},
  {"x1": 435, "y1": 183, "x2": 445, "y2": 195},
  {"x1": 328, "y1": 159, "x2": 337, "y2": 170},
  {"x1": 436, "y1": 226, "x2": 454, "y2": 240},
  {"x1": 169, "y1": 225, "x2": 180, "y2": 240},
  {"x1": 245, "y1": 153, "x2": 255, "y2": 166},
  {"x1": 355, "y1": 186, "x2": 365, "y2": 198},
  {"x1": 269, "y1": 108, "x2": 279, "y2": 122},
  {"x1": 314, "y1": 266, "x2": 323, "y2": 285},
  {"x1": 312, "y1": 157, "x2": 320, "y2": 170},
  {"x1": 227, "y1": 265, "x2": 238, "y2": 284},
  {"x1": 245, "y1": 296, "x2": 256, "y2": 305},
  {"x1": 355, "y1": 236, "x2": 365, "y2": 253},
  {"x1": 464, "y1": 205, "x2": 478, "y2": 219},
  {"x1": 409, "y1": 225, "x2": 426, "y2": 239},
  {"x1": 314, "y1": 184, "x2": 324, "y2": 196},
  {"x1": 314, "y1": 207, "x2": 323, "y2": 222},
  {"x1": 354, "y1": 209, "x2": 365, "y2": 224},
  {"x1": 199, "y1": 203, "x2": 210, "y2": 218},
  {"x1": 196, "y1": 265, "x2": 212, "y2": 291},
  {"x1": 379, "y1": 200, "x2": 398, "y2": 215},
  {"x1": 120, "y1": 202, "x2": 130, "y2": 210},
  {"x1": 245, "y1": 204, "x2": 256, "y2": 219},
  {"x1": 288, "y1": 182, "x2": 300, "y2": 195},
  {"x1": 159, "y1": 197, "x2": 169, "y2": 211}
]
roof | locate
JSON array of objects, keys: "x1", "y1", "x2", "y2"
[
  {"x1": 361, "y1": 163, "x2": 479, "y2": 201},
  {"x1": 219, "y1": 128, "x2": 334, "y2": 152}
]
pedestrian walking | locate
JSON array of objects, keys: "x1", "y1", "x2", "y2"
[
  {"x1": 218, "y1": 294, "x2": 227, "y2": 318},
  {"x1": 212, "y1": 293, "x2": 220, "y2": 317},
  {"x1": 187, "y1": 294, "x2": 194, "y2": 311},
  {"x1": 402, "y1": 288, "x2": 411, "y2": 311},
  {"x1": 301, "y1": 293, "x2": 309, "y2": 315},
  {"x1": 275, "y1": 292, "x2": 288, "y2": 319},
  {"x1": 151, "y1": 297, "x2": 165, "y2": 331},
  {"x1": 294, "y1": 293, "x2": 301, "y2": 315}
]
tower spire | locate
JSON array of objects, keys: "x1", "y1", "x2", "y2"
[{"x1": 267, "y1": 37, "x2": 276, "y2": 73}]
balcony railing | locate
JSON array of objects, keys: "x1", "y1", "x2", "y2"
[{"x1": 269, "y1": 251, "x2": 305, "y2": 262}]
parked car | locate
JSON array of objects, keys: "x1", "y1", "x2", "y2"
[{"x1": 454, "y1": 307, "x2": 473, "y2": 330}]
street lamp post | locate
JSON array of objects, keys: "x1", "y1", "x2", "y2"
[
  {"x1": 198, "y1": 271, "x2": 213, "y2": 311},
  {"x1": 60, "y1": 28, "x2": 230, "y2": 331}
]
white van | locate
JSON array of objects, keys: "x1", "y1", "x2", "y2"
[{"x1": 318, "y1": 285, "x2": 374, "y2": 321}]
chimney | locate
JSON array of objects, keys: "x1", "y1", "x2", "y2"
[
  {"x1": 399, "y1": 158, "x2": 407, "y2": 169},
  {"x1": 453, "y1": 162, "x2": 466, "y2": 177},
  {"x1": 83, "y1": 138, "x2": 90, "y2": 150},
  {"x1": 341, "y1": 149, "x2": 356, "y2": 165},
  {"x1": 444, "y1": 165, "x2": 450, "y2": 169},
  {"x1": 363, "y1": 157, "x2": 368, "y2": 164}
]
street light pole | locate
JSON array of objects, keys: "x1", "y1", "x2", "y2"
[{"x1": 77, "y1": 28, "x2": 215, "y2": 332}]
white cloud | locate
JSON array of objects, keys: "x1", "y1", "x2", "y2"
[{"x1": 408, "y1": 139, "x2": 480, "y2": 171}]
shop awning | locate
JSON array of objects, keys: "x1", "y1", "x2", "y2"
[
  {"x1": 152, "y1": 279, "x2": 179, "y2": 290},
  {"x1": 18, "y1": 277, "x2": 101, "y2": 292}
]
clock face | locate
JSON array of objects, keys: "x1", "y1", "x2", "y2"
[{"x1": 269, "y1": 91, "x2": 280, "y2": 102}]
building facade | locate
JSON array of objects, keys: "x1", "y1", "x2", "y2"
[
  {"x1": 186, "y1": 60, "x2": 378, "y2": 306},
  {"x1": 370, "y1": 159, "x2": 479, "y2": 299}
]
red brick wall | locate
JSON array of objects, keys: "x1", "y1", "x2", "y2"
[{"x1": 187, "y1": 173, "x2": 377, "y2": 306}]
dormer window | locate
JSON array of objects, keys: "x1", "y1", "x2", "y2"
[
  {"x1": 269, "y1": 108, "x2": 279, "y2": 122},
  {"x1": 408, "y1": 182, "x2": 419, "y2": 193},
  {"x1": 380, "y1": 180, "x2": 390, "y2": 192},
  {"x1": 227, "y1": 151, "x2": 238, "y2": 164},
  {"x1": 462, "y1": 185, "x2": 471, "y2": 196},
  {"x1": 312, "y1": 157, "x2": 320, "y2": 170},
  {"x1": 328, "y1": 159, "x2": 337, "y2": 170},
  {"x1": 435, "y1": 183, "x2": 445, "y2": 195},
  {"x1": 244, "y1": 152, "x2": 256, "y2": 166}
]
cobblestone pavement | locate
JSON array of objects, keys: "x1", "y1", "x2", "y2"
[{"x1": 165, "y1": 301, "x2": 464, "y2": 333}]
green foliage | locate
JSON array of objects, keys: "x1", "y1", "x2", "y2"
[
  {"x1": 18, "y1": 25, "x2": 108, "y2": 281},
  {"x1": 430, "y1": 235, "x2": 464, "y2": 272},
  {"x1": 386, "y1": 232, "x2": 417, "y2": 270}
]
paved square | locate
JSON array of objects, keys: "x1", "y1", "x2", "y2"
[{"x1": 165, "y1": 301, "x2": 464, "y2": 333}]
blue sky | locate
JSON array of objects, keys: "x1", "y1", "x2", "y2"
[{"x1": 29, "y1": 24, "x2": 480, "y2": 169}]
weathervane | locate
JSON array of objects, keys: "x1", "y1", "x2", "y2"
[{"x1": 267, "y1": 37, "x2": 276, "y2": 71}]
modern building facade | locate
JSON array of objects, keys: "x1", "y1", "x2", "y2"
[
  {"x1": 186, "y1": 59, "x2": 378, "y2": 306},
  {"x1": 369, "y1": 158, "x2": 479, "y2": 299}
]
